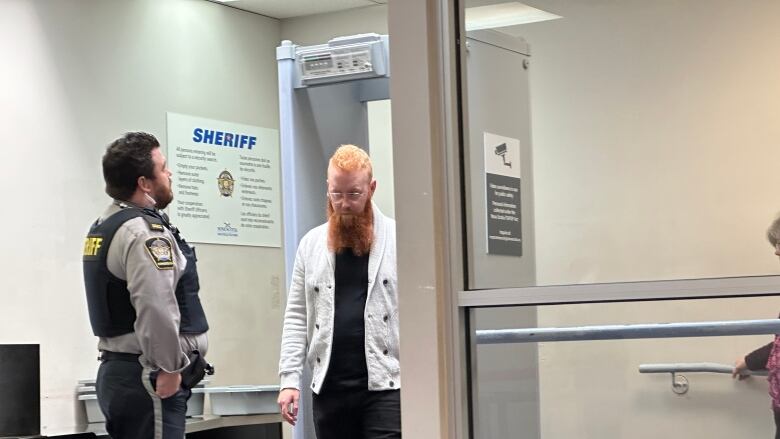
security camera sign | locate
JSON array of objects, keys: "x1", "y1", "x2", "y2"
[{"x1": 484, "y1": 132, "x2": 522, "y2": 256}]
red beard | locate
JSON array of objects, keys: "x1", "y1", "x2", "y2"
[{"x1": 327, "y1": 200, "x2": 374, "y2": 256}]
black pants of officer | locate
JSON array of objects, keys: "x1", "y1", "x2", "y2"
[
  {"x1": 96, "y1": 353, "x2": 190, "y2": 439},
  {"x1": 312, "y1": 388, "x2": 401, "y2": 439}
]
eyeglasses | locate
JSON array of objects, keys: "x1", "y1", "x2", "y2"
[{"x1": 327, "y1": 192, "x2": 364, "y2": 202}]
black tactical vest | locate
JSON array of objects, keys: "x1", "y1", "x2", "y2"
[{"x1": 83, "y1": 207, "x2": 209, "y2": 337}]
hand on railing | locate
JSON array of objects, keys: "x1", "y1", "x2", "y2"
[
  {"x1": 640, "y1": 361, "x2": 766, "y2": 394},
  {"x1": 732, "y1": 356, "x2": 752, "y2": 381}
]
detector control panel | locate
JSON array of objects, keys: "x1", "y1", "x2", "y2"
[{"x1": 295, "y1": 33, "x2": 389, "y2": 86}]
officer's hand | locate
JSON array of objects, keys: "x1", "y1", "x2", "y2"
[
  {"x1": 277, "y1": 388, "x2": 300, "y2": 426},
  {"x1": 156, "y1": 371, "x2": 182, "y2": 398}
]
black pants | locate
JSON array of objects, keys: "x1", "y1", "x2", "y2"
[
  {"x1": 312, "y1": 387, "x2": 401, "y2": 439},
  {"x1": 96, "y1": 355, "x2": 190, "y2": 439},
  {"x1": 774, "y1": 409, "x2": 780, "y2": 439}
]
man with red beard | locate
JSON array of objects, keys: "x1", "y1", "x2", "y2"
[{"x1": 278, "y1": 145, "x2": 401, "y2": 438}]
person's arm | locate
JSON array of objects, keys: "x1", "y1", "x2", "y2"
[
  {"x1": 277, "y1": 243, "x2": 308, "y2": 425},
  {"x1": 733, "y1": 342, "x2": 774, "y2": 380},
  {"x1": 123, "y1": 227, "x2": 188, "y2": 396},
  {"x1": 745, "y1": 342, "x2": 774, "y2": 370}
]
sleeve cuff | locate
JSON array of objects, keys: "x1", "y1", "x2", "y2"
[
  {"x1": 156, "y1": 352, "x2": 190, "y2": 374},
  {"x1": 280, "y1": 372, "x2": 301, "y2": 390}
]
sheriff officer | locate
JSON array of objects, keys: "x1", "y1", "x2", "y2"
[{"x1": 82, "y1": 132, "x2": 209, "y2": 439}]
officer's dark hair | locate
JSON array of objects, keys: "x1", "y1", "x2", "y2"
[{"x1": 102, "y1": 132, "x2": 160, "y2": 200}]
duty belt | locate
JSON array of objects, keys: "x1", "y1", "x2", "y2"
[{"x1": 99, "y1": 351, "x2": 141, "y2": 362}]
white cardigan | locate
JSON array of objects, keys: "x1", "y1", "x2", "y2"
[{"x1": 279, "y1": 203, "x2": 400, "y2": 393}]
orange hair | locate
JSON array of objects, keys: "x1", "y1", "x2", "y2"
[{"x1": 329, "y1": 144, "x2": 373, "y2": 179}]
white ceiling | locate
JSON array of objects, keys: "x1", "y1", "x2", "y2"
[{"x1": 209, "y1": 0, "x2": 387, "y2": 19}]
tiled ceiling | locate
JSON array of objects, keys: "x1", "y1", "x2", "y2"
[{"x1": 208, "y1": 0, "x2": 387, "y2": 19}]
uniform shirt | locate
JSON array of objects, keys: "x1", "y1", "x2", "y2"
[{"x1": 96, "y1": 203, "x2": 207, "y2": 373}]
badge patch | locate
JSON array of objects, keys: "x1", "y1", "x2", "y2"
[
  {"x1": 217, "y1": 169, "x2": 235, "y2": 197},
  {"x1": 144, "y1": 237, "x2": 174, "y2": 270}
]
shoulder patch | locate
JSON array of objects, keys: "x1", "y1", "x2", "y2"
[{"x1": 144, "y1": 237, "x2": 175, "y2": 270}]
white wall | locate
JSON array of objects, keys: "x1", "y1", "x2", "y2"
[
  {"x1": 368, "y1": 99, "x2": 396, "y2": 218},
  {"x1": 512, "y1": 0, "x2": 780, "y2": 285},
  {"x1": 534, "y1": 296, "x2": 780, "y2": 438},
  {"x1": 0, "y1": 0, "x2": 283, "y2": 433},
  {"x1": 491, "y1": 0, "x2": 780, "y2": 436},
  {"x1": 281, "y1": 5, "x2": 388, "y2": 46}
]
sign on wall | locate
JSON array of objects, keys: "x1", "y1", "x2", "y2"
[
  {"x1": 484, "y1": 132, "x2": 522, "y2": 256},
  {"x1": 166, "y1": 112, "x2": 281, "y2": 247}
]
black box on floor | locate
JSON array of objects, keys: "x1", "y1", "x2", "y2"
[{"x1": 0, "y1": 344, "x2": 40, "y2": 436}]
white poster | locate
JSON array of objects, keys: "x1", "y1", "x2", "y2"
[{"x1": 166, "y1": 112, "x2": 281, "y2": 247}]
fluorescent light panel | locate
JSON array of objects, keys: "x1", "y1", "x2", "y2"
[{"x1": 465, "y1": 2, "x2": 561, "y2": 31}]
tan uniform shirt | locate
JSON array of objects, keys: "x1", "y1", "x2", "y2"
[{"x1": 96, "y1": 203, "x2": 208, "y2": 373}]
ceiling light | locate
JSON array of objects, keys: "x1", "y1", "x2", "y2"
[{"x1": 465, "y1": 2, "x2": 561, "y2": 31}]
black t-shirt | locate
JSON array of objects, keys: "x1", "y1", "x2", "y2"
[{"x1": 323, "y1": 248, "x2": 370, "y2": 391}]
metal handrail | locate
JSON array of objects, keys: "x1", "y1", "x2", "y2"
[
  {"x1": 639, "y1": 362, "x2": 767, "y2": 376},
  {"x1": 476, "y1": 319, "x2": 780, "y2": 344},
  {"x1": 638, "y1": 362, "x2": 768, "y2": 394}
]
